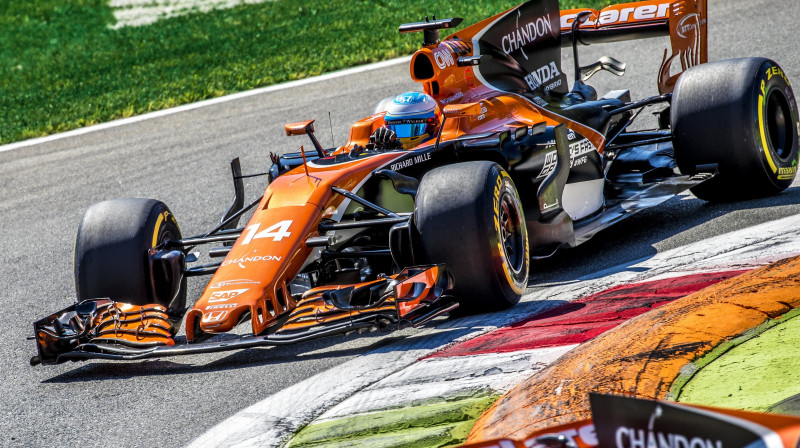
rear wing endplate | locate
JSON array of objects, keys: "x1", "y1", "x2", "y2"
[{"x1": 560, "y1": 0, "x2": 708, "y2": 94}]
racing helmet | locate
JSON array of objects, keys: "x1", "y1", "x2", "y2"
[{"x1": 383, "y1": 92, "x2": 441, "y2": 148}]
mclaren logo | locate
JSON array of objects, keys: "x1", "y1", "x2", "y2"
[
  {"x1": 599, "y1": 3, "x2": 669, "y2": 25},
  {"x1": 562, "y1": 3, "x2": 670, "y2": 28}
]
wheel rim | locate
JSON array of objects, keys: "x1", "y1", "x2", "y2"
[
  {"x1": 499, "y1": 192, "x2": 525, "y2": 275},
  {"x1": 766, "y1": 89, "x2": 795, "y2": 161}
]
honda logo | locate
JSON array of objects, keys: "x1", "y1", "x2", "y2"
[{"x1": 202, "y1": 310, "x2": 229, "y2": 322}]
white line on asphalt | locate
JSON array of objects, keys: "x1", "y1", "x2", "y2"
[
  {"x1": 0, "y1": 56, "x2": 411, "y2": 154},
  {"x1": 315, "y1": 345, "x2": 577, "y2": 422}
]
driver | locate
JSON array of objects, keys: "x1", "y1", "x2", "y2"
[{"x1": 370, "y1": 92, "x2": 441, "y2": 149}]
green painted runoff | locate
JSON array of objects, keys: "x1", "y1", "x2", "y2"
[{"x1": 677, "y1": 313, "x2": 800, "y2": 413}]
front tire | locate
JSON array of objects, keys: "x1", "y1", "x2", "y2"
[
  {"x1": 672, "y1": 57, "x2": 799, "y2": 201},
  {"x1": 415, "y1": 162, "x2": 529, "y2": 313},
  {"x1": 74, "y1": 199, "x2": 186, "y2": 320}
]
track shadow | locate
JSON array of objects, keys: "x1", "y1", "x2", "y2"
[
  {"x1": 42, "y1": 295, "x2": 572, "y2": 383},
  {"x1": 529, "y1": 186, "x2": 800, "y2": 285},
  {"x1": 42, "y1": 330, "x2": 406, "y2": 383}
]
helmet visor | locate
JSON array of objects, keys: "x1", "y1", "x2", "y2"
[{"x1": 386, "y1": 122, "x2": 429, "y2": 139}]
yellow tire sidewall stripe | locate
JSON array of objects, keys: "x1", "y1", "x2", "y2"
[
  {"x1": 759, "y1": 88, "x2": 778, "y2": 174},
  {"x1": 152, "y1": 211, "x2": 166, "y2": 248}
]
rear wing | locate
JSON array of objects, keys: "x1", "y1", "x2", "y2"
[
  {"x1": 402, "y1": 0, "x2": 707, "y2": 105},
  {"x1": 560, "y1": 0, "x2": 708, "y2": 93}
]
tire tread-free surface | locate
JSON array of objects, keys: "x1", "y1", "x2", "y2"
[
  {"x1": 415, "y1": 161, "x2": 528, "y2": 312},
  {"x1": 672, "y1": 57, "x2": 799, "y2": 201}
]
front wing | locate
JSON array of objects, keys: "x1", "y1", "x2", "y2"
[{"x1": 31, "y1": 265, "x2": 455, "y2": 365}]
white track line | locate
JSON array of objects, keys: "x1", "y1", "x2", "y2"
[
  {"x1": 0, "y1": 56, "x2": 411, "y2": 154},
  {"x1": 188, "y1": 214, "x2": 800, "y2": 448},
  {"x1": 110, "y1": 0, "x2": 276, "y2": 29},
  {"x1": 316, "y1": 345, "x2": 577, "y2": 422}
]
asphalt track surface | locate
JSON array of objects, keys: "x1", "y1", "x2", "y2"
[{"x1": 2, "y1": 0, "x2": 799, "y2": 446}]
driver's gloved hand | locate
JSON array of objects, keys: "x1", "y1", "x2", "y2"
[{"x1": 370, "y1": 127, "x2": 402, "y2": 149}]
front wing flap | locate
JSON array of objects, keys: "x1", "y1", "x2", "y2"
[{"x1": 31, "y1": 265, "x2": 456, "y2": 365}]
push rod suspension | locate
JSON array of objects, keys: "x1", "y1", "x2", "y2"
[
  {"x1": 318, "y1": 216, "x2": 409, "y2": 231},
  {"x1": 331, "y1": 187, "x2": 399, "y2": 218},
  {"x1": 607, "y1": 93, "x2": 672, "y2": 116}
]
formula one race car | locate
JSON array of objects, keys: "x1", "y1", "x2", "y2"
[{"x1": 31, "y1": 0, "x2": 799, "y2": 365}]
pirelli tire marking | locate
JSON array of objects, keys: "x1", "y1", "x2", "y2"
[
  {"x1": 492, "y1": 170, "x2": 528, "y2": 295},
  {"x1": 757, "y1": 63, "x2": 799, "y2": 182},
  {"x1": 152, "y1": 210, "x2": 179, "y2": 247}
]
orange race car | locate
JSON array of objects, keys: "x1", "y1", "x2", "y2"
[{"x1": 31, "y1": 0, "x2": 799, "y2": 365}]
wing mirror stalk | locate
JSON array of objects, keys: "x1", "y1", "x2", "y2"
[
  {"x1": 570, "y1": 11, "x2": 626, "y2": 100},
  {"x1": 285, "y1": 120, "x2": 326, "y2": 158}
]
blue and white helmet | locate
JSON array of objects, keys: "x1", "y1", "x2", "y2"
[{"x1": 383, "y1": 92, "x2": 441, "y2": 148}]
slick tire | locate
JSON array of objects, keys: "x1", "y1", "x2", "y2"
[
  {"x1": 74, "y1": 199, "x2": 186, "y2": 318},
  {"x1": 672, "y1": 58, "x2": 800, "y2": 201},
  {"x1": 415, "y1": 162, "x2": 529, "y2": 313}
]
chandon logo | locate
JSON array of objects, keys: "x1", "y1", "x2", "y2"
[
  {"x1": 502, "y1": 11, "x2": 553, "y2": 59},
  {"x1": 615, "y1": 405, "x2": 724, "y2": 448},
  {"x1": 221, "y1": 253, "x2": 282, "y2": 269}
]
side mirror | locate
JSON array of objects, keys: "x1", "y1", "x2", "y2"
[
  {"x1": 284, "y1": 120, "x2": 325, "y2": 157},
  {"x1": 284, "y1": 120, "x2": 315, "y2": 136}
]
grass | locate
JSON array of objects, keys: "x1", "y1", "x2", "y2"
[{"x1": 1, "y1": 0, "x2": 618, "y2": 144}]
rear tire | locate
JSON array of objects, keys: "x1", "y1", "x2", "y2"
[
  {"x1": 415, "y1": 162, "x2": 529, "y2": 313},
  {"x1": 74, "y1": 199, "x2": 186, "y2": 319},
  {"x1": 672, "y1": 57, "x2": 799, "y2": 201}
]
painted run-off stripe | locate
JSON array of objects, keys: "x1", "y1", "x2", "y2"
[
  {"x1": 288, "y1": 393, "x2": 499, "y2": 448},
  {"x1": 184, "y1": 321, "x2": 512, "y2": 448},
  {"x1": 287, "y1": 346, "x2": 575, "y2": 447},
  {"x1": 468, "y1": 254, "x2": 800, "y2": 443},
  {"x1": 288, "y1": 271, "x2": 746, "y2": 447},
  {"x1": 674, "y1": 308, "x2": 800, "y2": 411},
  {"x1": 289, "y1": 271, "x2": 748, "y2": 448},
  {"x1": 430, "y1": 270, "x2": 748, "y2": 358},
  {"x1": 189, "y1": 214, "x2": 800, "y2": 447},
  {"x1": 318, "y1": 346, "x2": 576, "y2": 422},
  {"x1": 518, "y1": 214, "x2": 800, "y2": 319}
]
